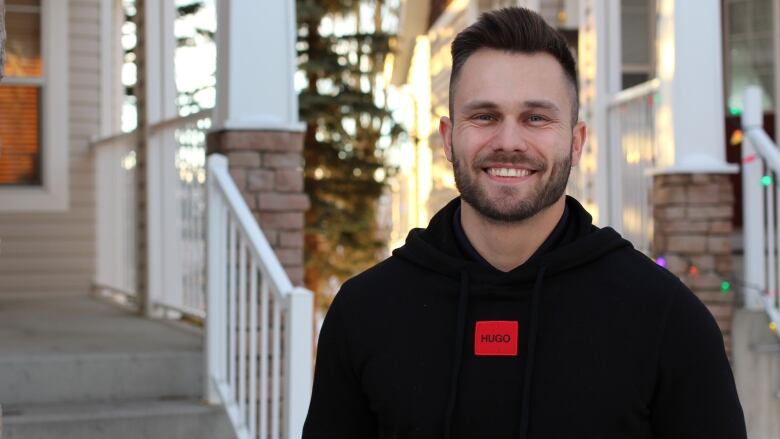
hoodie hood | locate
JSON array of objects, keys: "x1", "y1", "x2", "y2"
[{"x1": 393, "y1": 195, "x2": 631, "y2": 285}]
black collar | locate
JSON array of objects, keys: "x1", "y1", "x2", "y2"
[{"x1": 452, "y1": 203, "x2": 571, "y2": 272}]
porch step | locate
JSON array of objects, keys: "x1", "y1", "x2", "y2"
[
  {"x1": 1, "y1": 398, "x2": 234, "y2": 439},
  {"x1": 0, "y1": 350, "x2": 202, "y2": 405},
  {"x1": 0, "y1": 296, "x2": 204, "y2": 405}
]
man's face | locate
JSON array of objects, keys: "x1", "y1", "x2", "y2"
[{"x1": 440, "y1": 49, "x2": 586, "y2": 223}]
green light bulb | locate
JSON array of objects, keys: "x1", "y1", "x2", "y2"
[
  {"x1": 720, "y1": 281, "x2": 731, "y2": 294},
  {"x1": 761, "y1": 175, "x2": 773, "y2": 187}
]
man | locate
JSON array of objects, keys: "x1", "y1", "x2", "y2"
[{"x1": 303, "y1": 7, "x2": 746, "y2": 438}]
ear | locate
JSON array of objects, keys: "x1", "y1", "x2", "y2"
[
  {"x1": 440, "y1": 116, "x2": 454, "y2": 162},
  {"x1": 570, "y1": 121, "x2": 587, "y2": 167}
]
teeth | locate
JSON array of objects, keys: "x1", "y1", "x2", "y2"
[{"x1": 488, "y1": 168, "x2": 531, "y2": 177}]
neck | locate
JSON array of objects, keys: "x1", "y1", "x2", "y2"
[{"x1": 460, "y1": 197, "x2": 566, "y2": 272}]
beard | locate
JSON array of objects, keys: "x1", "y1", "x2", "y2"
[{"x1": 452, "y1": 144, "x2": 573, "y2": 223}]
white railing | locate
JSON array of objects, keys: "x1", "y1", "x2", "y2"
[
  {"x1": 93, "y1": 111, "x2": 211, "y2": 317},
  {"x1": 607, "y1": 79, "x2": 660, "y2": 254},
  {"x1": 147, "y1": 110, "x2": 212, "y2": 317},
  {"x1": 94, "y1": 131, "x2": 139, "y2": 297},
  {"x1": 206, "y1": 154, "x2": 313, "y2": 439},
  {"x1": 741, "y1": 86, "x2": 780, "y2": 328}
]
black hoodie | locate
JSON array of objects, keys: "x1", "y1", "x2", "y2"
[{"x1": 303, "y1": 197, "x2": 747, "y2": 438}]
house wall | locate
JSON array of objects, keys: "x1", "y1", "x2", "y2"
[{"x1": 0, "y1": 0, "x2": 99, "y2": 296}]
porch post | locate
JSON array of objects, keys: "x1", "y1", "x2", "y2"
[
  {"x1": 208, "y1": 0, "x2": 308, "y2": 286},
  {"x1": 136, "y1": 0, "x2": 178, "y2": 316},
  {"x1": 576, "y1": 0, "x2": 621, "y2": 226},
  {"x1": 651, "y1": 0, "x2": 738, "y2": 356}
]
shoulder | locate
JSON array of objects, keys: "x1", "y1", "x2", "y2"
[
  {"x1": 329, "y1": 254, "x2": 427, "y2": 313},
  {"x1": 596, "y1": 246, "x2": 691, "y2": 294}
]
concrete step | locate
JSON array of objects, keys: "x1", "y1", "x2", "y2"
[
  {"x1": 0, "y1": 350, "x2": 203, "y2": 405},
  {"x1": 1, "y1": 398, "x2": 235, "y2": 439}
]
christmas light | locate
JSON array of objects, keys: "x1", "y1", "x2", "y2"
[
  {"x1": 743, "y1": 154, "x2": 757, "y2": 164},
  {"x1": 720, "y1": 281, "x2": 730, "y2": 293},
  {"x1": 761, "y1": 175, "x2": 773, "y2": 187},
  {"x1": 729, "y1": 107, "x2": 742, "y2": 117},
  {"x1": 730, "y1": 129, "x2": 743, "y2": 146},
  {"x1": 688, "y1": 265, "x2": 700, "y2": 278},
  {"x1": 655, "y1": 257, "x2": 667, "y2": 268},
  {"x1": 770, "y1": 322, "x2": 778, "y2": 333}
]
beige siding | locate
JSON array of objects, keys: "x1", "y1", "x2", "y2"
[{"x1": 0, "y1": 0, "x2": 100, "y2": 295}]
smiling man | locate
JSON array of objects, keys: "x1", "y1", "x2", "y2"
[{"x1": 303, "y1": 7, "x2": 746, "y2": 439}]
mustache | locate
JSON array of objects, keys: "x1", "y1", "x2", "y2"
[{"x1": 471, "y1": 151, "x2": 546, "y2": 171}]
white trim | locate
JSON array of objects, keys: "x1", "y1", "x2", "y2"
[
  {"x1": 219, "y1": 119, "x2": 306, "y2": 133},
  {"x1": 0, "y1": 0, "x2": 69, "y2": 212},
  {"x1": 1, "y1": 77, "x2": 45, "y2": 86}
]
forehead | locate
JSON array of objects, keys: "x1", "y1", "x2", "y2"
[{"x1": 452, "y1": 49, "x2": 572, "y2": 112}]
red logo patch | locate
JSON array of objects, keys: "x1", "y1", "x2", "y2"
[{"x1": 474, "y1": 321, "x2": 518, "y2": 356}]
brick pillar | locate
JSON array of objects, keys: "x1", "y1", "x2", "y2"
[
  {"x1": 652, "y1": 174, "x2": 736, "y2": 356},
  {"x1": 208, "y1": 130, "x2": 309, "y2": 286}
]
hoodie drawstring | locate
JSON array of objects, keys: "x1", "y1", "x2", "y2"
[
  {"x1": 443, "y1": 270, "x2": 470, "y2": 439},
  {"x1": 443, "y1": 266, "x2": 547, "y2": 439},
  {"x1": 519, "y1": 265, "x2": 547, "y2": 438}
]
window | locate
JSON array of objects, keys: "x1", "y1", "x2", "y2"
[
  {"x1": 1, "y1": 0, "x2": 42, "y2": 185},
  {"x1": 0, "y1": 0, "x2": 68, "y2": 211},
  {"x1": 620, "y1": 0, "x2": 656, "y2": 89}
]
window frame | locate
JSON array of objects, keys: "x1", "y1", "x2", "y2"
[{"x1": 0, "y1": 0, "x2": 69, "y2": 212}]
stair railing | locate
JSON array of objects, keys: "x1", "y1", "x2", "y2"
[
  {"x1": 206, "y1": 153, "x2": 313, "y2": 439},
  {"x1": 741, "y1": 86, "x2": 780, "y2": 330}
]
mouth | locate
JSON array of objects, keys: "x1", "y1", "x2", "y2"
[{"x1": 483, "y1": 166, "x2": 537, "y2": 180}]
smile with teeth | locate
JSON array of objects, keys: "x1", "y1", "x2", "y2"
[{"x1": 486, "y1": 167, "x2": 534, "y2": 178}]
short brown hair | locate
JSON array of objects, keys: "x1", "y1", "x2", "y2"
[{"x1": 449, "y1": 7, "x2": 578, "y2": 124}]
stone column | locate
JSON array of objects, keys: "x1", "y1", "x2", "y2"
[
  {"x1": 652, "y1": 173, "x2": 736, "y2": 356},
  {"x1": 207, "y1": 131, "x2": 308, "y2": 285}
]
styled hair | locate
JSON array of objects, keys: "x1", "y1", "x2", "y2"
[{"x1": 449, "y1": 7, "x2": 579, "y2": 124}]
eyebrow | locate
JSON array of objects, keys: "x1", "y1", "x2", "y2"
[{"x1": 460, "y1": 99, "x2": 561, "y2": 115}]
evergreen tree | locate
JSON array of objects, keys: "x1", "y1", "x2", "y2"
[{"x1": 297, "y1": 0, "x2": 402, "y2": 307}]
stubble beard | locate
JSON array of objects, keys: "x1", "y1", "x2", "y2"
[{"x1": 452, "y1": 143, "x2": 573, "y2": 223}]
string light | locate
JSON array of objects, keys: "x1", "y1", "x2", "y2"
[
  {"x1": 720, "y1": 281, "x2": 731, "y2": 294},
  {"x1": 730, "y1": 129, "x2": 743, "y2": 146},
  {"x1": 655, "y1": 256, "x2": 667, "y2": 268},
  {"x1": 761, "y1": 175, "x2": 773, "y2": 187},
  {"x1": 770, "y1": 322, "x2": 778, "y2": 333}
]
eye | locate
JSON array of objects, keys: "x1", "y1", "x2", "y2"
[
  {"x1": 527, "y1": 114, "x2": 549, "y2": 124},
  {"x1": 474, "y1": 114, "x2": 496, "y2": 122}
]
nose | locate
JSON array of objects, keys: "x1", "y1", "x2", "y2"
[{"x1": 493, "y1": 120, "x2": 528, "y2": 153}]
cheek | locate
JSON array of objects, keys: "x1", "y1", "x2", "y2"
[{"x1": 456, "y1": 127, "x2": 498, "y2": 156}]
